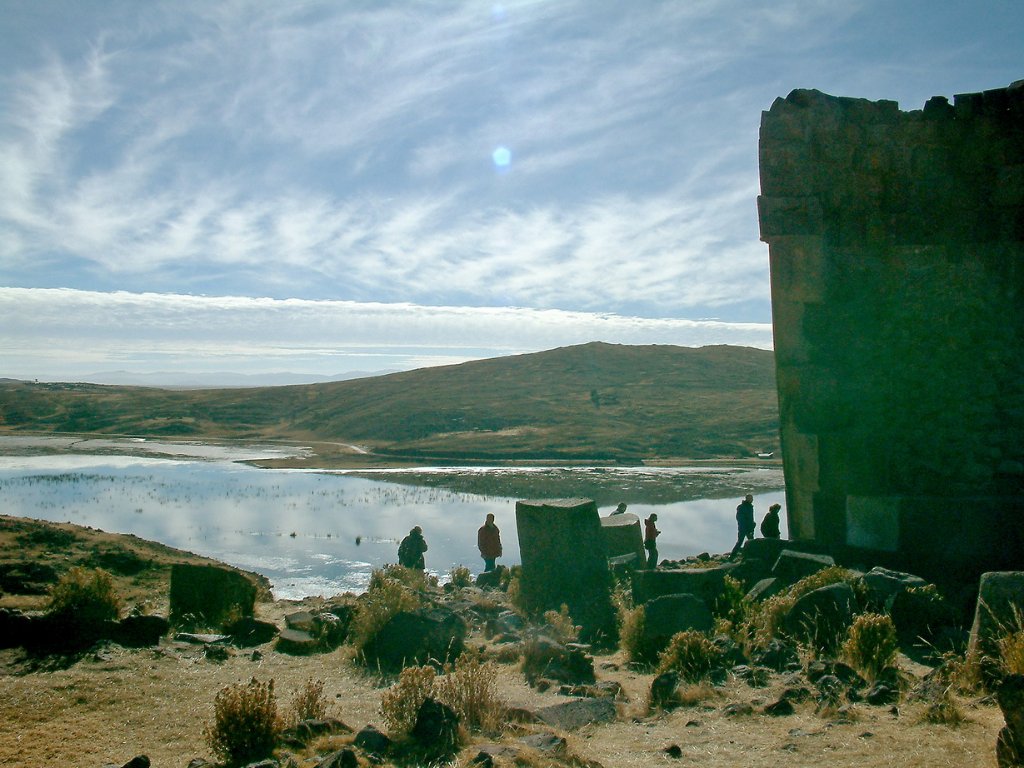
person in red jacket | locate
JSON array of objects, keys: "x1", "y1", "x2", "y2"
[
  {"x1": 644, "y1": 513, "x2": 660, "y2": 569},
  {"x1": 477, "y1": 513, "x2": 502, "y2": 572}
]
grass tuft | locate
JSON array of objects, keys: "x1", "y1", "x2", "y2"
[
  {"x1": 204, "y1": 677, "x2": 281, "y2": 765},
  {"x1": 842, "y1": 612, "x2": 899, "y2": 682}
]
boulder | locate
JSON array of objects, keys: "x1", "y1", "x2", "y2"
[
  {"x1": 476, "y1": 566, "x2": 507, "y2": 590},
  {"x1": 353, "y1": 724, "x2": 391, "y2": 756},
  {"x1": 517, "y1": 732, "x2": 567, "y2": 755},
  {"x1": 169, "y1": 564, "x2": 257, "y2": 625},
  {"x1": 279, "y1": 718, "x2": 352, "y2": 748},
  {"x1": 771, "y1": 550, "x2": 836, "y2": 586},
  {"x1": 639, "y1": 594, "x2": 714, "y2": 659},
  {"x1": 536, "y1": 697, "x2": 616, "y2": 730},
  {"x1": 361, "y1": 605, "x2": 466, "y2": 671},
  {"x1": 782, "y1": 582, "x2": 856, "y2": 647},
  {"x1": 521, "y1": 635, "x2": 595, "y2": 685},
  {"x1": 315, "y1": 749, "x2": 358, "y2": 768},
  {"x1": 997, "y1": 674, "x2": 1024, "y2": 768},
  {"x1": 859, "y1": 567, "x2": 927, "y2": 608},
  {"x1": 746, "y1": 577, "x2": 785, "y2": 602},
  {"x1": 889, "y1": 586, "x2": 957, "y2": 644},
  {"x1": 224, "y1": 616, "x2": 279, "y2": 647},
  {"x1": 515, "y1": 498, "x2": 616, "y2": 642},
  {"x1": 412, "y1": 697, "x2": 461, "y2": 754},
  {"x1": 650, "y1": 671, "x2": 680, "y2": 709},
  {"x1": 751, "y1": 638, "x2": 798, "y2": 672}
]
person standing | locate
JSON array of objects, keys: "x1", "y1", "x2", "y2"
[
  {"x1": 760, "y1": 503, "x2": 782, "y2": 539},
  {"x1": 730, "y1": 495, "x2": 756, "y2": 559},
  {"x1": 643, "y1": 513, "x2": 660, "y2": 569},
  {"x1": 477, "y1": 513, "x2": 502, "y2": 571},
  {"x1": 398, "y1": 525, "x2": 428, "y2": 570}
]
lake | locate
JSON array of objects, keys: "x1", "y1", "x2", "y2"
[{"x1": 0, "y1": 436, "x2": 786, "y2": 599}]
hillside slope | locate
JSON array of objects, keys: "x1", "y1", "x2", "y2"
[{"x1": 0, "y1": 342, "x2": 779, "y2": 462}]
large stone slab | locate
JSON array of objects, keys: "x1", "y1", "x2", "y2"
[
  {"x1": 169, "y1": 563, "x2": 257, "y2": 625},
  {"x1": 969, "y1": 572, "x2": 1024, "y2": 663},
  {"x1": 631, "y1": 565, "x2": 738, "y2": 606},
  {"x1": 600, "y1": 513, "x2": 645, "y2": 566},
  {"x1": 516, "y1": 498, "x2": 615, "y2": 642}
]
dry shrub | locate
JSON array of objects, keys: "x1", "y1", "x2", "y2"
[
  {"x1": 47, "y1": 566, "x2": 121, "y2": 623},
  {"x1": 919, "y1": 689, "x2": 967, "y2": 727},
  {"x1": 656, "y1": 630, "x2": 723, "y2": 682},
  {"x1": 842, "y1": 612, "x2": 899, "y2": 682},
  {"x1": 380, "y1": 665, "x2": 437, "y2": 738},
  {"x1": 998, "y1": 618, "x2": 1024, "y2": 677},
  {"x1": 542, "y1": 604, "x2": 579, "y2": 644},
  {"x1": 448, "y1": 565, "x2": 473, "y2": 589},
  {"x1": 713, "y1": 574, "x2": 750, "y2": 626},
  {"x1": 741, "y1": 566, "x2": 856, "y2": 650},
  {"x1": 434, "y1": 648, "x2": 506, "y2": 733},
  {"x1": 349, "y1": 569, "x2": 422, "y2": 652},
  {"x1": 204, "y1": 677, "x2": 281, "y2": 765},
  {"x1": 286, "y1": 678, "x2": 327, "y2": 725},
  {"x1": 672, "y1": 682, "x2": 718, "y2": 708},
  {"x1": 618, "y1": 604, "x2": 648, "y2": 664}
]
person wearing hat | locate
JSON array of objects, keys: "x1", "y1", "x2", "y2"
[
  {"x1": 643, "y1": 513, "x2": 660, "y2": 569},
  {"x1": 730, "y1": 494, "x2": 756, "y2": 559},
  {"x1": 760, "y1": 503, "x2": 782, "y2": 539},
  {"x1": 398, "y1": 525, "x2": 428, "y2": 570}
]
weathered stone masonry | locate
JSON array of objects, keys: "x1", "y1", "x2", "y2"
[{"x1": 758, "y1": 82, "x2": 1024, "y2": 578}]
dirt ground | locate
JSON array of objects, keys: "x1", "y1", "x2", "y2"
[{"x1": 0, "y1": 597, "x2": 1004, "y2": 768}]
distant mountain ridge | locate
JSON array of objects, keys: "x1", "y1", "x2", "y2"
[{"x1": 0, "y1": 342, "x2": 780, "y2": 462}]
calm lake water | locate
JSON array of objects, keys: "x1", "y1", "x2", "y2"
[{"x1": 0, "y1": 437, "x2": 786, "y2": 599}]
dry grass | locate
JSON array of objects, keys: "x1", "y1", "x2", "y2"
[{"x1": 0, "y1": 623, "x2": 1005, "y2": 768}]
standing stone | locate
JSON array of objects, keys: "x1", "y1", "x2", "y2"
[
  {"x1": 969, "y1": 572, "x2": 1024, "y2": 669},
  {"x1": 515, "y1": 498, "x2": 615, "y2": 642},
  {"x1": 169, "y1": 564, "x2": 257, "y2": 625},
  {"x1": 997, "y1": 674, "x2": 1024, "y2": 768},
  {"x1": 600, "y1": 512, "x2": 645, "y2": 566}
]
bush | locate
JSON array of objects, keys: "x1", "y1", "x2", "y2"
[
  {"x1": 285, "y1": 678, "x2": 327, "y2": 725},
  {"x1": 542, "y1": 604, "x2": 579, "y2": 645},
  {"x1": 842, "y1": 612, "x2": 899, "y2": 682},
  {"x1": 47, "y1": 566, "x2": 121, "y2": 623},
  {"x1": 380, "y1": 665, "x2": 437, "y2": 738},
  {"x1": 448, "y1": 566, "x2": 473, "y2": 589},
  {"x1": 434, "y1": 648, "x2": 505, "y2": 733},
  {"x1": 205, "y1": 678, "x2": 281, "y2": 764},
  {"x1": 656, "y1": 630, "x2": 723, "y2": 682},
  {"x1": 713, "y1": 574, "x2": 750, "y2": 626},
  {"x1": 350, "y1": 569, "x2": 422, "y2": 653}
]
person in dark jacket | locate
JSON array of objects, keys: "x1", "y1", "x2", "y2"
[
  {"x1": 398, "y1": 525, "x2": 428, "y2": 570},
  {"x1": 730, "y1": 494, "x2": 756, "y2": 559},
  {"x1": 644, "y1": 513, "x2": 660, "y2": 569},
  {"x1": 477, "y1": 513, "x2": 502, "y2": 571},
  {"x1": 760, "y1": 503, "x2": 782, "y2": 539}
]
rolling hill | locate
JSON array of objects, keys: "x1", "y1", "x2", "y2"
[{"x1": 0, "y1": 342, "x2": 780, "y2": 463}]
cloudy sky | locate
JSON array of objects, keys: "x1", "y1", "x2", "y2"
[{"x1": 1, "y1": 1, "x2": 1021, "y2": 384}]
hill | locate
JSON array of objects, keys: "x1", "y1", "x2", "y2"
[{"x1": 0, "y1": 342, "x2": 779, "y2": 463}]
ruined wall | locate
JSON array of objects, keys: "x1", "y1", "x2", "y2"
[{"x1": 758, "y1": 81, "x2": 1024, "y2": 577}]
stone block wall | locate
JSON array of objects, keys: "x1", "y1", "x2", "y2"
[{"x1": 758, "y1": 82, "x2": 1024, "y2": 576}]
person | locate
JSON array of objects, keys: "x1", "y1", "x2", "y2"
[
  {"x1": 730, "y1": 494, "x2": 756, "y2": 559},
  {"x1": 760, "y1": 503, "x2": 782, "y2": 539},
  {"x1": 477, "y1": 513, "x2": 502, "y2": 571},
  {"x1": 398, "y1": 525, "x2": 428, "y2": 570},
  {"x1": 643, "y1": 513, "x2": 660, "y2": 569},
  {"x1": 611, "y1": 502, "x2": 628, "y2": 515}
]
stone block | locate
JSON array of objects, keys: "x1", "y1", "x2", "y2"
[
  {"x1": 516, "y1": 498, "x2": 615, "y2": 642},
  {"x1": 600, "y1": 513, "x2": 645, "y2": 565},
  {"x1": 771, "y1": 550, "x2": 836, "y2": 587},
  {"x1": 169, "y1": 563, "x2": 257, "y2": 625},
  {"x1": 631, "y1": 565, "x2": 738, "y2": 606},
  {"x1": 845, "y1": 496, "x2": 901, "y2": 552},
  {"x1": 757, "y1": 195, "x2": 825, "y2": 237},
  {"x1": 968, "y1": 572, "x2": 1024, "y2": 662}
]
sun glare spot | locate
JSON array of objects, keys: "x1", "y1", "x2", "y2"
[{"x1": 492, "y1": 145, "x2": 512, "y2": 171}]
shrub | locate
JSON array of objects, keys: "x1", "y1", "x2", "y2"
[
  {"x1": 205, "y1": 678, "x2": 281, "y2": 765},
  {"x1": 380, "y1": 665, "x2": 437, "y2": 738},
  {"x1": 285, "y1": 678, "x2": 327, "y2": 725},
  {"x1": 713, "y1": 574, "x2": 750, "y2": 626},
  {"x1": 542, "y1": 604, "x2": 579, "y2": 644},
  {"x1": 448, "y1": 566, "x2": 473, "y2": 590},
  {"x1": 656, "y1": 630, "x2": 723, "y2": 682},
  {"x1": 434, "y1": 648, "x2": 505, "y2": 733},
  {"x1": 996, "y1": 607, "x2": 1024, "y2": 677},
  {"x1": 350, "y1": 569, "x2": 422, "y2": 653},
  {"x1": 842, "y1": 612, "x2": 899, "y2": 682},
  {"x1": 618, "y1": 604, "x2": 649, "y2": 664},
  {"x1": 47, "y1": 566, "x2": 121, "y2": 623}
]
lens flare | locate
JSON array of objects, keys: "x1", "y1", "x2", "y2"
[{"x1": 492, "y1": 145, "x2": 512, "y2": 170}]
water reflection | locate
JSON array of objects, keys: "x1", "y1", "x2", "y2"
[{"x1": 0, "y1": 453, "x2": 785, "y2": 600}]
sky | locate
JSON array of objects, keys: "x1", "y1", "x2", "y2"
[{"x1": 1, "y1": 1, "x2": 1021, "y2": 384}]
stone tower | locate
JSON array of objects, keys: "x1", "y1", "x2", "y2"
[{"x1": 757, "y1": 81, "x2": 1024, "y2": 579}]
